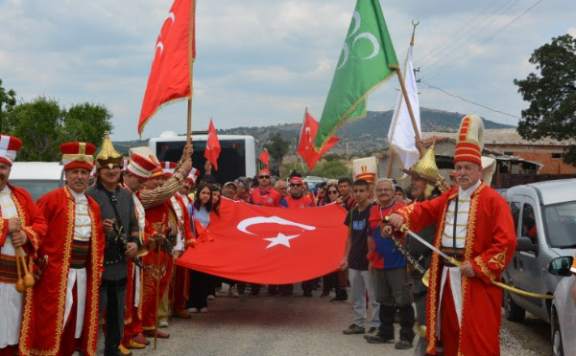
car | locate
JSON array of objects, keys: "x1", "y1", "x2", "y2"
[
  {"x1": 9, "y1": 162, "x2": 63, "y2": 200},
  {"x1": 547, "y1": 256, "x2": 576, "y2": 356},
  {"x1": 503, "y1": 179, "x2": 576, "y2": 325}
]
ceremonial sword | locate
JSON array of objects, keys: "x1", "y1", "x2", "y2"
[{"x1": 384, "y1": 217, "x2": 553, "y2": 300}]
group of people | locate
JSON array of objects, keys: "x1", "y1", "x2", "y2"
[
  {"x1": 0, "y1": 113, "x2": 518, "y2": 356},
  {"x1": 339, "y1": 114, "x2": 517, "y2": 356}
]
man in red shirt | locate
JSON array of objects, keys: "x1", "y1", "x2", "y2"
[
  {"x1": 248, "y1": 169, "x2": 281, "y2": 295},
  {"x1": 279, "y1": 175, "x2": 315, "y2": 296}
]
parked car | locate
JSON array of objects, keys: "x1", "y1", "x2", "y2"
[
  {"x1": 9, "y1": 162, "x2": 63, "y2": 200},
  {"x1": 547, "y1": 256, "x2": 576, "y2": 356},
  {"x1": 503, "y1": 179, "x2": 576, "y2": 325}
]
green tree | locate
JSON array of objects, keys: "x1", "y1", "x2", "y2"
[
  {"x1": 311, "y1": 159, "x2": 350, "y2": 178},
  {"x1": 7, "y1": 97, "x2": 63, "y2": 160},
  {"x1": 264, "y1": 133, "x2": 290, "y2": 171},
  {"x1": 0, "y1": 79, "x2": 17, "y2": 132},
  {"x1": 514, "y1": 34, "x2": 576, "y2": 164},
  {"x1": 63, "y1": 103, "x2": 113, "y2": 144}
]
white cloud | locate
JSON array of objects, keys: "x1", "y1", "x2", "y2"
[{"x1": 0, "y1": 0, "x2": 575, "y2": 141}]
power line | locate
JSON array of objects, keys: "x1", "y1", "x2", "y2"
[
  {"x1": 421, "y1": 0, "x2": 545, "y2": 80},
  {"x1": 420, "y1": 80, "x2": 521, "y2": 119}
]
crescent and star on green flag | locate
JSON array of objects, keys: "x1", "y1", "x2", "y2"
[{"x1": 315, "y1": 0, "x2": 399, "y2": 149}]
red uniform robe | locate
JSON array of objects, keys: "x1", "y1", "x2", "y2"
[
  {"x1": 19, "y1": 187, "x2": 104, "y2": 356},
  {"x1": 0, "y1": 185, "x2": 47, "y2": 352},
  {"x1": 141, "y1": 200, "x2": 173, "y2": 330},
  {"x1": 170, "y1": 194, "x2": 193, "y2": 312},
  {"x1": 397, "y1": 183, "x2": 516, "y2": 356}
]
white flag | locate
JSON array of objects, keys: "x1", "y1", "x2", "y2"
[{"x1": 387, "y1": 46, "x2": 421, "y2": 170}]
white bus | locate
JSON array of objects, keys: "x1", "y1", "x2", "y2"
[{"x1": 149, "y1": 131, "x2": 257, "y2": 183}]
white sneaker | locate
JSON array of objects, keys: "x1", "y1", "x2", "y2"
[
  {"x1": 200, "y1": 307, "x2": 208, "y2": 313},
  {"x1": 159, "y1": 319, "x2": 169, "y2": 328},
  {"x1": 228, "y1": 286, "x2": 240, "y2": 298},
  {"x1": 207, "y1": 294, "x2": 216, "y2": 300},
  {"x1": 187, "y1": 307, "x2": 199, "y2": 313}
]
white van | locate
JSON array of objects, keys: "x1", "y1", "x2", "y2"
[{"x1": 9, "y1": 162, "x2": 63, "y2": 200}]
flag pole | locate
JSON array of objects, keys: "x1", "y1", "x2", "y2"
[
  {"x1": 386, "y1": 146, "x2": 395, "y2": 178},
  {"x1": 186, "y1": 0, "x2": 196, "y2": 146},
  {"x1": 393, "y1": 21, "x2": 421, "y2": 145}
]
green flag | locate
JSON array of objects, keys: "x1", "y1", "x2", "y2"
[{"x1": 315, "y1": 0, "x2": 399, "y2": 148}]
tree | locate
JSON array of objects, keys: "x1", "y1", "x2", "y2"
[
  {"x1": 264, "y1": 133, "x2": 290, "y2": 171},
  {"x1": 514, "y1": 34, "x2": 576, "y2": 164},
  {"x1": 7, "y1": 97, "x2": 63, "y2": 161},
  {"x1": 311, "y1": 159, "x2": 351, "y2": 178},
  {"x1": 63, "y1": 103, "x2": 113, "y2": 144},
  {"x1": 0, "y1": 79, "x2": 17, "y2": 132}
]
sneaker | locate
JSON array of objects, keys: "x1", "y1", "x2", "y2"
[
  {"x1": 395, "y1": 339, "x2": 413, "y2": 350},
  {"x1": 228, "y1": 286, "x2": 240, "y2": 298},
  {"x1": 200, "y1": 307, "x2": 208, "y2": 313},
  {"x1": 188, "y1": 307, "x2": 199, "y2": 313},
  {"x1": 158, "y1": 319, "x2": 169, "y2": 328},
  {"x1": 342, "y1": 324, "x2": 365, "y2": 335},
  {"x1": 364, "y1": 334, "x2": 394, "y2": 344},
  {"x1": 207, "y1": 294, "x2": 216, "y2": 300}
]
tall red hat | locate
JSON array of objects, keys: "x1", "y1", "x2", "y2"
[
  {"x1": 454, "y1": 114, "x2": 484, "y2": 166},
  {"x1": 61, "y1": 142, "x2": 96, "y2": 171},
  {"x1": 126, "y1": 146, "x2": 159, "y2": 179},
  {"x1": 0, "y1": 135, "x2": 22, "y2": 166}
]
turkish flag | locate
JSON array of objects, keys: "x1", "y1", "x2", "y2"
[
  {"x1": 137, "y1": 0, "x2": 196, "y2": 135},
  {"x1": 204, "y1": 119, "x2": 221, "y2": 171},
  {"x1": 297, "y1": 111, "x2": 339, "y2": 170},
  {"x1": 176, "y1": 198, "x2": 348, "y2": 284},
  {"x1": 258, "y1": 148, "x2": 270, "y2": 168}
]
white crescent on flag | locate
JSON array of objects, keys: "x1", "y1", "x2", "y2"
[{"x1": 237, "y1": 216, "x2": 316, "y2": 236}]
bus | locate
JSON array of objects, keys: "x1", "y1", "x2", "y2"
[{"x1": 149, "y1": 131, "x2": 257, "y2": 184}]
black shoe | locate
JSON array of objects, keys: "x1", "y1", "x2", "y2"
[
  {"x1": 395, "y1": 339, "x2": 413, "y2": 350},
  {"x1": 364, "y1": 334, "x2": 394, "y2": 344},
  {"x1": 330, "y1": 295, "x2": 347, "y2": 302},
  {"x1": 342, "y1": 324, "x2": 365, "y2": 335},
  {"x1": 320, "y1": 290, "x2": 330, "y2": 297},
  {"x1": 303, "y1": 291, "x2": 313, "y2": 297},
  {"x1": 367, "y1": 327, "x2": 378, "y2": 334}
]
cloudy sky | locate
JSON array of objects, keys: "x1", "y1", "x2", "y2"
[{"x1": 1, "y1": 0, "x2": 574, "y2": 140}]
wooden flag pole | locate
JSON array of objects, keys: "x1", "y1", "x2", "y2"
[
  {"x1": 386, "y1": 146, "x2": 395, "y2": 178},
  {"x1": 393, "y1": 21, "x2": 421, "y2": 147},
  {"x1": 186, "y1": 0, "x2": 196, "y2": 146}
]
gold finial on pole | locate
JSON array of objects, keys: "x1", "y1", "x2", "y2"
[{"x1": 410, "y1": 20, "x2": 419, "y2": 46}]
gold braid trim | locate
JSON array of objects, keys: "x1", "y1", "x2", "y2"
[
  {"x1": 85, "y1": 203, "x2": 102, "y2": 356},
  {"x1": 20, "y1": 188, "x2": 75, "y2": 356},
  {"x1": 456, "y1": 183, "x2": 485, "y2": 355},
  {"x1": 474, "y1": 255, "x2": 498, "y2": 281},
  {"x1": 425, "y1": 201, "x2": 449, "y2": 355}
]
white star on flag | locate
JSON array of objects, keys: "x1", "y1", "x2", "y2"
[{"x1": 264, "y1": 233, "x2": 299, "y2": 249}]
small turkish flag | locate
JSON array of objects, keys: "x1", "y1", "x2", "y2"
[
  {"x1": 297, "y1": 110, "x2": 339, "y2": 170},
  {"x1": 137, "y1": 0, "x2": 196, "y2": 135},
  {"x1": 204, "y1": 119, "x2": 221, "y2": 171},
  {"x1": 258, "y1": 148, "x2": 270, "y2": 168},
  {"x1": 177, "y1": 198, "x2": 348, "y2": 284}
]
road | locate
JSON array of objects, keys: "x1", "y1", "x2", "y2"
[{"x1": 131, "y1": 290, "x2": 551, "y2": 356}]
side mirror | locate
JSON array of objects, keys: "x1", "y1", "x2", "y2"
[
  {"x1": 516, "y1": 236, "x2": 537, "y2": 253},
  {"x1": 548, "y1": 256, "x2": 574, "y2": 276}
]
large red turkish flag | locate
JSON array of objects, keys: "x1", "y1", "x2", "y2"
[
  {"x1": 297, "y1": 111, "x2": 339, "y2": 170},
  {"x1": 176, "y1": 198, "x2": 348, "y2": 284},
  {"x1": 204, "y1": 119, "x2": 221, "y2": 170},
  {"x1": 138, "y1": 0, "x2": 195, "y2": 135}
]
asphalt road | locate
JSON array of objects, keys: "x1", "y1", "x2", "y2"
[{"x1": 130, "y1": 290, "x2": 551, "y2": 356}]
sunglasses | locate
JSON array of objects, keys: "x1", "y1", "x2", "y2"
[
  {"x1": 290, "y1": 183, "x2": 303, "y2": 187},
  {"x1": 259, "y1": 175, "x2": 270, "y2": 179},
  {"x1": 328, "y1": 190, "x2": 338, "y2": 194}
]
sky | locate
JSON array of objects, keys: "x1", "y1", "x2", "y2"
[{"x1": 0, "y1": 0, "x2": 574, "y2": 141}]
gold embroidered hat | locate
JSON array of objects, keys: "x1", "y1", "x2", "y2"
[
  {"x1": 96, "y1": 132, "x2": 123, "y2": 169},
  {"x1": 403, "y1": 145, "x2": 442, "y2": 185}
]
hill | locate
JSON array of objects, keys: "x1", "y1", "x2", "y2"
[{"x1": 220, "y1": 108, "x2": 513, "y2": 155}]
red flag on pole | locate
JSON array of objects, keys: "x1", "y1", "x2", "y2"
[
  {"x1": 137, "y1": 0, "x2": 196, "y2": 135},
  {"x1": 297, "y1": 111, "x2": 339, "y2": 170},
  {"x1": 204, "y1": 119, "x2": 221, "y2": 171},
  {"x1": 259, "y1": 148, "x2": 270, "y2": 168},
  {"x1": 177, "y1": 198, "x2": 347, "y2": 284}
]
